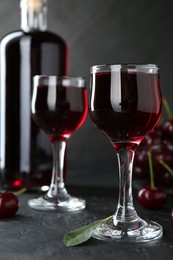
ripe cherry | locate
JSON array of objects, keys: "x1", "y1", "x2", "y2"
[
  {"x1": 138, "y1": 186, "x2": 166, "y2": 209},
  {"x1": 0, "y1": 192, "x2": 19, "y2": 217},
  {"x1": 137, "y1": 150, "x2": 167, "y2": 209}
]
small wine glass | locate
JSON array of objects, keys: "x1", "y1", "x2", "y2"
[
  {"x1": 28, "y1": 75, "x2": 88, "y2": 211},
  {"x1": 89, "y1": 64, "x2": 163, "y2": 242}
]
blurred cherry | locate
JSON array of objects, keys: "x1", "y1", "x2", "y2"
[
  {"x1": 134, "y1": 149, "x2": 148, "y2": 168},
  {"x1": 171, "y1": 208, "x2": 173, "y2": 222},
  {"x1": 162, "y1": 119, "x2": 173, "y2": 139},
  {"x1": 140, "y1": 128, "x2": 162, "y2": 148},
  {"x1": 133, "y1": 166, "x2": 149, "y2": 180},
  {"x1": 0, "y1": 192, "x2": 19, "y2": 218}
]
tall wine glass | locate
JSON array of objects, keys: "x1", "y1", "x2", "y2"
[
  {"x1": 89, "y1": 64, "x2": 163, "y2": 242},
  {"x1": 28, "y1": 75, "x2": 88, "y2": 211}
]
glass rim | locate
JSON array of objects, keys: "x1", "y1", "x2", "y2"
[
  {"x1": 33, "y1": 75, "x2": 85, "y2": 88},
  {"x1": 90, "y1": 64, "x2": 159, "y2": 73}
]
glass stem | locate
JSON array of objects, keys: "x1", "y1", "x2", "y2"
[
  {"x1": 47, "y1": 140, "x2": 67, "y2": 198},
  {"x1": 113, "y1": 148, "x2": 138, "y2": 225}
]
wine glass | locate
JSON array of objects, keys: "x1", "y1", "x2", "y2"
[
  {"x1": 89, "y1": 64, "x2": 163, "y2": 242},
  {"x1": 28, "y1": 75, "x2": 88, "y2": 211}
]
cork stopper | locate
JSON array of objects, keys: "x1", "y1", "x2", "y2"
[
  {"x1": 20, "y1": 0, "x2": 46, "y2": 12},
  {"x1": 20, "y1": 0, "x2": 47, "y2": 31}
]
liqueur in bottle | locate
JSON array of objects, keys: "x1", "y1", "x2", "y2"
[{"x1": 0, "y1": 0, "x2": 68, "y2": 189}]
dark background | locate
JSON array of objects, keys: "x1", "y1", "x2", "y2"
[{"x1": 0, "y1": 0, "x2": 173, "y2": 188}]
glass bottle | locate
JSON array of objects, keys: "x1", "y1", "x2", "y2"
[{"x1": 0, "y1": 0, "x2": 68, "y2": 189}]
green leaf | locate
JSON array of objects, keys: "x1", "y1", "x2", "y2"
[{"x1": 64, "y1": 215, "x2": 112, "y2": 247}]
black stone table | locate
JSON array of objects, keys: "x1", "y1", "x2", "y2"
[{"x1": 0, "y1": 185, "x2": 173, "y2": 260}]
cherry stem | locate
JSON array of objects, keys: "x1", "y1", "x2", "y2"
[
  {"x1": 13, "y1": 188, "x2": 27, "y2": 196},
  {"x1": 158, "y1": 159, "x2": 173, "y2": 176},
  {"x1": 147, "y1": 150, "x2": 155, "y2": 189},
  {"x1": 163, "y1": 96, "x2": 173, "y2": 120}
]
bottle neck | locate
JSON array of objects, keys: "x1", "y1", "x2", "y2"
[{"x1": 20, "y1": 0, "x2": 47, "y2": 32}]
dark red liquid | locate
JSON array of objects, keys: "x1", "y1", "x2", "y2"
[
  {"x1": 90, "y1": 71, "x2": 162, "y2": 150},
  {"x1": 32, "y1": 85, "x2": 88, "y2": 141},
  {"x1": 0, "y1": 31, "x2": 68, "y2": 189}
]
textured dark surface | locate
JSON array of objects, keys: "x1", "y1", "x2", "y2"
[{"x1": 0, "y1": 186, "x2": 173, "y2": 260}]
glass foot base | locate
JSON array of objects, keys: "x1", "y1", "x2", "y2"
[
  {"x1": 92, "y1": 217, "x2": 163, "y2": 243},
  {"x1": 28, "y1": 195, "x2": 86, "y2": 212}
]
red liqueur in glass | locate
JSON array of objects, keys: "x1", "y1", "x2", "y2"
[
  {"x1": 90, "y1": 71, "x2": 161, "y2": 150},
  {"x1": 32, "y1": 85, "x2": 88, "y2": 141}
]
